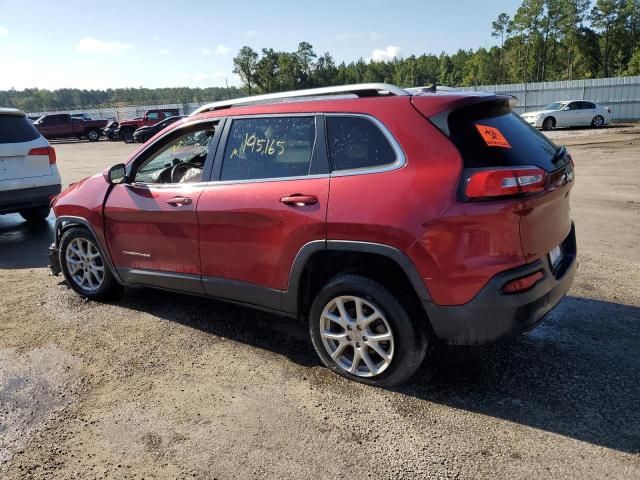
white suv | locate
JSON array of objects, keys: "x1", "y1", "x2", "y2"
[
  {"x1": 520, "y1": 100, "x2": 612, "y2": 130},
  {"x1": 0, "y1": 108, "x2": 61, "y2": 222}
]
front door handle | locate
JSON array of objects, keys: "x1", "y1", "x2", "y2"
[
  {"x1": 166, "y1": 197, "x2": 193, "y2": 207},
  {"x1": 280, "y1": 194, "x2": 318, "y2": 207}
]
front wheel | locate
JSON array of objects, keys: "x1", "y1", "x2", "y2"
[
  {"x1": 309, "y1": 274, "x2": 427, "y2": 387},
  {"x1": 59, "y1": 227, "x2": 123, "y2": 300},
  {"x1": 542, "y1": 117, "x2": 555, "y2": 131},
  {"x1": 591, "y1": 115, "x2": 604, "y2": 128},
  {"x1": 121, "y1": 128, "x2": 134, "y2": 143}
]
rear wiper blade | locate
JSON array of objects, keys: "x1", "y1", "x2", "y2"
[{"x1": 551, "y1": 145, "x2": 566, "y2": 163}]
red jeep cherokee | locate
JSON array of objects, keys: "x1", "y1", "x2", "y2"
[{"x1": 48, "y1": 84, "x2": 577, "y2": 386}]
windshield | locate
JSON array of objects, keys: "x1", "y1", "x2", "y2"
[{"x1": 544, "y1": 102, "x2": 567, "y2": 111}]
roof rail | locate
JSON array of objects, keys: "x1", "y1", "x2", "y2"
[{"x1": 191, "y1": 83, "x2": 409, "y2": 115}]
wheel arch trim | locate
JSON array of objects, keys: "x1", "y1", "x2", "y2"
[
  {"x1": 54, "y1": 216, "x2": 122, "y2": 284},
  {"x1": 282, "y1": 239, "x2": 432, "y2": 315}
]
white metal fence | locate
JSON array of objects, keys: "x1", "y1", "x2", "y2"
[
  {"x1": 26, "y1": 75, "x2": 640, "y2": 121},
  {"x1": 459, "y1": 75, "x2": 640, "y2": 120}
]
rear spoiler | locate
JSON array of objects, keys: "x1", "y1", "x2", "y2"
[{"x1": 411, "y1": 94, "x2": 514, "y2": 137}]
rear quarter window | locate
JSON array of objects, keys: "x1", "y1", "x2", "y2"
[
  {"x1": 0, "y1": 115, "x2": 41, "y2": 144},
  {"x1": 448, "y1": 101, "x2": 560, "y2": 170},
  {"x1": 326, "y1": 116, "x2": 396, "y2": 171}
]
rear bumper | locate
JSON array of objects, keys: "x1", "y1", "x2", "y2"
[
  {"x1": 0, "y1": 184, "x2": 61, "y2": 214},
  {"x1": 426, "y1": 223, "x2": 577, "y2": 345}
]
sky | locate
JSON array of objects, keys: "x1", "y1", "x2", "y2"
[{"x1": 0, "y1": 0, "x2": 522, "y2": 91}]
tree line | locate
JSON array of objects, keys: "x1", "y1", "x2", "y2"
[
  {"x1": 1, "y1": 0, "x2": 639, "y2": 112},
  {"x1": 233, "y1": 0, "x2": 640, "y2": 92},
  {"x1": 0, "y1": 86, "x2": 243, "y2": 113}
]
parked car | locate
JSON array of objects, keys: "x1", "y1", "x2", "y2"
[
  {"x1": 0, "y1": 108, "x2": 61, "y2": 222},
  {"x1": 102, "y1": 120, "x2": 120, "y2": 141},
  {"x1": 48, "y1": 84, "x2": 576, "y2": 386},
  {"x1": 34, "y1": 114, "x2": 108, "y2": 142},
  {"x1": 118, "y1": 108, "x2": 180, "y2": 143},
  {"x1": 71, "y1": 113, "x2": 93, "y2": 121},
  {"x1": 521, "y1": 100, "x2": 612, "y2": 130},
  {"x1": 133, "y1": 115, "x2": 186, "y2": 143}
]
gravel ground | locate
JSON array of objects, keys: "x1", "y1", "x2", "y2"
[{"x1": 0, "y1": 126, "x2": 639, "y2": 479}]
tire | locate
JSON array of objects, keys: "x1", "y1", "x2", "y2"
[
  {"x1": 59, "y1": 227, "x2": 123, "y2": 300},
  {"x1": 86, "y1": 129, "x2": 100, "y2": 142},
  {"x1": 309, "y1": 274, "x2": 427, "y2": 387},
  {"x1": 19, "y1": 206, "x2": 50, "y2": 222},
  {"x1": 591, "y1": 115, "x2": 604, "y2": 128},
  {"x1": 121, "y1": 128, "x2": 134, "y2": 143},
  {"x1": 542, "y1": 117, "x2": 555, "y2": 131}
]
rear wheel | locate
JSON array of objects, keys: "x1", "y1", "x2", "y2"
[
  {"x1": 19, "y1": 206, "x2": 50, "y2": 222},
  {"x1": 59, "y1": 227, "x2": 123, "y2": 300},
  {"x1": 542, "y1": 117, "x2": 555, "y2": 131},
  {"x1": 86, "y1": 129, "x2": 100, "y2": 142},
  {"x1": 309, "y1": 274, "x2": 427, "y2": 387},
  {"x1": 591, "y1": 115, "x2": 604, "y2": 128},
  {"x1": 121, "y1": 128, "x2": 134, "y2": 143}
]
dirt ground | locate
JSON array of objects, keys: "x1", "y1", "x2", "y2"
[{"x1": 0, "y1": 126, "x2": 639, "y2": 479}]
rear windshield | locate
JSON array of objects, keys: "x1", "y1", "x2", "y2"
[
  {"x1": 0, "y1": 115, "x2": 41, "y2": 144},
  {"x1": 448, "y1": 101, "x2": 562, "y2": 171}
]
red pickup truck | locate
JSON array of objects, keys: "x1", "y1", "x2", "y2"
[
  {"x1": 117, "y1": 108, "x2": 180, "y2": 143},
  {"x1": 35, "y1": 114, "x2": 108, "y2": 142}
]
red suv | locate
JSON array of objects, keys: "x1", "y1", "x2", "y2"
[{"x1": 48, "y1": 84, "x2": 577, "y2": 386}]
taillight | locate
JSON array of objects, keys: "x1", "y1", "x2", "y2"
[
  {"x1": 502, "y1": 270, "x2": 544, "y2": 294},
  {"x1": 28, "y1": 146, "x2": 56, "y2": 165},
  {"x1": 465, "y1": 167, "x2": 546, "y2": 199}
]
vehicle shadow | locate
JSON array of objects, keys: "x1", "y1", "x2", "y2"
[
  {"x1": 0, "y1": 214, "x2": 54, "y2": 269},
  {"x1": 112, "y1": 288, "x2": 639, "y2": 454}
]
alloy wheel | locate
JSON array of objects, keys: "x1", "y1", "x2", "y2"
[
  {"x1": 319, "y1": 295, "x2": 395, "y2": 377},
  {"x1": 65, "y1": 238, "x2": 105, "y2": 292}
]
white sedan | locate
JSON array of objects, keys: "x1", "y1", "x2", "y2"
[{"x1": 520, "y1": 101, "x2": 612, "y2": 130}]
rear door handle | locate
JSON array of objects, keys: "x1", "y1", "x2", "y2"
[
  {"x1": 280, "y1": 194, "x2": 318, "y2": 207},
  {"x1": 166, "y1": 197, "x2": 193, "y2": 207}
]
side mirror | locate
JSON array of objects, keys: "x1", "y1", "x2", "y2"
[
  {"x1": 562, "y1": 106, "x2": 570, "y2": 111},
  {"x1": 143, "y1": 114, "x2": 148, "y2": 121},
  {"x1": 107, "y1": 163, "x2": 127, "y2": 185}
]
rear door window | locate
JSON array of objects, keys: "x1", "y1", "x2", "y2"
[
  {"x1": 0, "y1": 115, "x2": 41, "y2": 144},
  {"x1": 326, "y1": 116, "x2": 396, "y2": 171},
  {"x1": 220, "y1": 116, "x2": 316, "y2": 181},
  {"x1": 448, "y1": 101, "x2": 563, "y2": 170}
]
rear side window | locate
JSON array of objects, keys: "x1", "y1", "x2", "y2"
[
  {"x1": 580, "y1": 101, "x2": 596, "y2": 109},
  {"x1": 0, "y1": 115, "x2": 41, "y2": 144},
  {"x1": 326, "y1": 116, "x2": 396, "y2": 171},
  {"x1": 221, "y1": 116, "x2": 316, "y2": 181},
  {"x1": 448, "y1": 101, "x2": 560, "y2": 170}
]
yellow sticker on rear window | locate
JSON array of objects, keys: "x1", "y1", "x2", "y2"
[{"x1": 475, "y1": 124, "x2": 511, "y2": 148}]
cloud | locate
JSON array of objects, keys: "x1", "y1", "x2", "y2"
[
  {"x1": 0, "y1": 26, "x2": 8, "y2": 36},
  {"x1": 157, "y1": 48, "x2": 170, "y2": 55},
  {"x1": 215, "y1": 44, "x2": 232, "y2": 55},
  {"x1": 369, "y1": 32, "x2": 384, "y2": 40},
  {"x1": 245, "y1": 30, "x2": 256, "y2": 37},
  {"x1": 201, "y1": 47, "x2": 211, "y2": 55},
  {"x1": 75, "y1": 37, "x2": 133, "y2": 54},
  {"x1": 371, "y1": 45, "x2": 401, "y2": 62}
]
